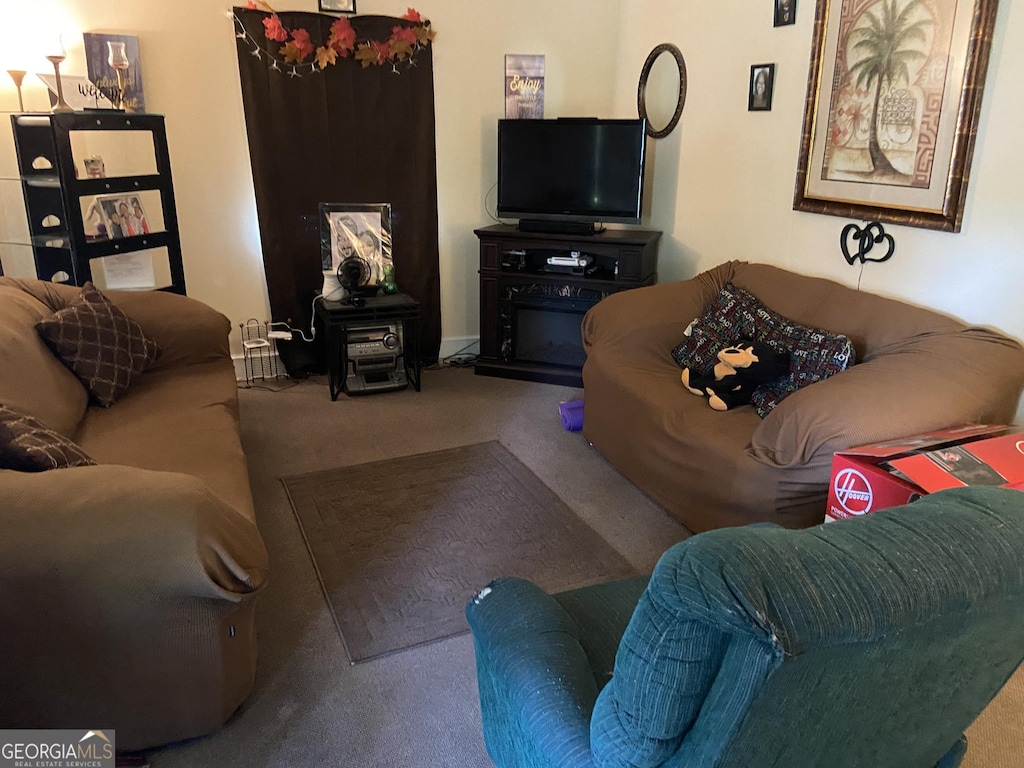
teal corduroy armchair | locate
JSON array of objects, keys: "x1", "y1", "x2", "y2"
[{"x1": 465, "y1": 486, "x2": 1024, "y2": 768}]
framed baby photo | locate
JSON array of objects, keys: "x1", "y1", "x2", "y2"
[{"x1": 748, "y1": 64, "x2": 775, "y2": 111}]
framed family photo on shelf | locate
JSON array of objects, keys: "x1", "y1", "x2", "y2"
[
  {"x1": 793, "y1": 0, "x2": 999, "y2": 232},
  {"x1": 319, "y1": 203, "x2": 392, "y2": 286},
  {"x1": 91, "y1": 194, "x2": 150, "y2": 240}
]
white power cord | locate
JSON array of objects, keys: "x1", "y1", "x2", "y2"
[
  {"x1": 266, "y1": 272, "x2": 358, "y2": 344},
  {"x1": 268, "y1": 292, "x2": 324, "y2": 344}
]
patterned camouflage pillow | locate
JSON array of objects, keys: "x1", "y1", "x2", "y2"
[
  {"x1": 0, "y1": 404, "x2": 96, "y2": 471},
  {"x1": 36, "y1": 283, "x2": 160, "y2": 407}
]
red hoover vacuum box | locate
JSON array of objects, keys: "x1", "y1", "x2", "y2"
[{"x1": 826, "y1": 424, "x2": 1024, "y2": 521}]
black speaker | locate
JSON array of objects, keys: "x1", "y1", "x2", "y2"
[{"x1": 517, "y1": 219, "x2": 600, "y2": 236}]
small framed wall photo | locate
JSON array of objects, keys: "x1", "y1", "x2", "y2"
[
  {"x1": 318, "y1": 0, "x2": 356, "y2": 13},
  {"x1": 774, "y1": 0, "x2": 796, "y2": 27},
  {"x1": 748, "y1": 64, "x2": 775, "y2": 111}
]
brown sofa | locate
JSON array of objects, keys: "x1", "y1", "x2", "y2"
[
  {"x1": 0, "y1": 277, "x2": 268, "y2": 750},
  {"x1": 582, "y1": 261, "x2": 1024, "y2": 532}
]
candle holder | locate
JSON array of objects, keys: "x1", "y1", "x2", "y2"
[
  {"x1": 6, "y1": 70, "x2": 26, "y2": 112},
  {"x1": 46, "y1": 54, "x2": 73, "y2": 113},
  {"x1": 106, "y1": 41, "x2": 131, "y2": 112}
]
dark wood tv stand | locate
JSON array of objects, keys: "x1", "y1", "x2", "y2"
[{"x1": 474, "y1": 224, "x2": 661, "y2": 386}]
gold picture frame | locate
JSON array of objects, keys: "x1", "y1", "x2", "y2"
[{"x1": 793, "y1": 0, "x2": 1000, "y2": 232}]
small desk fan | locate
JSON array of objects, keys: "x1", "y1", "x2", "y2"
[{"x1": 337, "y1": 255, "x2": 379, "y2": 301}]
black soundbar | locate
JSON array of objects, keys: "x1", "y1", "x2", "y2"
[{"x1": 516, "y1": 219, "x2": 603, "y2": 236}]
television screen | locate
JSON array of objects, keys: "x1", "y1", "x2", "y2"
[{"x1": 497, "y1": 118, "x2": 647, "y2": 231}]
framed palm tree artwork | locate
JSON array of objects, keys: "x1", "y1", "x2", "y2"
[{"x1": 793, "y1": 0, "x2": 999, "y2": 232}]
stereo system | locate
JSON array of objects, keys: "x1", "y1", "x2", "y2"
[{"x1": 345, "y1": 322, "x2": 407, "y2": 394}]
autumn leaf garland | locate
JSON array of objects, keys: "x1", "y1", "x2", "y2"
[{"x1": 243, "y1": 1, "x2": 435, "y2": 70}]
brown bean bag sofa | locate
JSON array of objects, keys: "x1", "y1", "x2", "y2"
[
  {"x1": 581, "y1": 261, "x2": 1024, "y2": 532},
  {"x1": 0, "y1": 277, "x2": 268, "y2": 750}
]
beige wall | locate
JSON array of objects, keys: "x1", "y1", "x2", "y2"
[
  {"x1": 1, "y1": 0, "x2": 622, "y2": 356},
  {"x1": 418, "y1": 0, "x2": 623, "y2": 349},
  {"x1": 614, "y1": 1, "x2": 1024, "y2": 345},
  {"x1": 3, "y1": 1, "x2": 1022, "y2": 416},
  {"x1": 3, "y1": 0, "x2": 272, "y2": 337},
  {"x1": 616, "y1": 2, "x2": 1023, "y2": 420}
]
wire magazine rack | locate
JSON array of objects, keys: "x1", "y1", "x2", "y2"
[{"x1": 240, "y1": 318, "x2": 286, "y2": 386}]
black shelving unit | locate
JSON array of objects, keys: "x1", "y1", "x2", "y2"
[
  {"x1": 11, "y1": 112, "x2": 185, "y2": 294},
  {"x1": 313, "y1": 293, "x2": 422, "y2": 400}
]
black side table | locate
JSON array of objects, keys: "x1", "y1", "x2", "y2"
[{"x1": 314, "y1": 292, "x2": 422, "y2": 400}]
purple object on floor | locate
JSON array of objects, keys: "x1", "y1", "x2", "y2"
[{"x1": 559, "y1": 400, "x2": 584, "y2": 431}]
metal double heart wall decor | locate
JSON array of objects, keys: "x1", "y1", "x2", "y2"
[{"x1": 840, "y1": 221, "x2": 896, "y2": 265}]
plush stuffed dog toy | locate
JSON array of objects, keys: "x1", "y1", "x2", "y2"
[{"x1": 681, "y1": 339, "x2": 790, "y2": 411}]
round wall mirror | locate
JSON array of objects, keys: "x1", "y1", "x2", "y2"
[{"x1": 637, "y1": 43, "x2": 687, "y2": 139}]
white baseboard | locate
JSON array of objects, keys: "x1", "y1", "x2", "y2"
[
  {"x1": 232, "y1": 355, "x2": 248, "y2": 381},
  {"x1": 438, "y1": 335, "x2": 480, "y2": 361},
  {"x1": 234, "y1": 335, "x2": 482, "y2": 380},
  {"x1": 233, "y1": 353, "x2": 286, "y2": 382}
]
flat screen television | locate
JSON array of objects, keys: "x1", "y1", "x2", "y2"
[{"x1": 496, "y1": 118, "x2": 647, "y2": 235}]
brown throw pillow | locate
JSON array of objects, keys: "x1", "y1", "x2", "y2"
[
  {"x1": 0, "y1": 404, "x2": 96, "y2": 471},
  {"x1": 36, "y1": 282, "x2": 160, "y2": 407}
]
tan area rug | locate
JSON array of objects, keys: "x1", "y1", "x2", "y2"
[{"x1": 282, "y1": 441, "x2": 639, "y2": 663}]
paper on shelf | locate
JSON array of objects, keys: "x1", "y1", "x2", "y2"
[{"x1": 95, "y1": 252, "x2": 155, "y2": 290}]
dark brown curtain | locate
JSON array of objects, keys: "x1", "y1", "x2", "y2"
[{"x1": 233, "y1": 8, "x2": 441, "y2": 372}]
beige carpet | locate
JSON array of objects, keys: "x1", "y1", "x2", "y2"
[
  {"x1": 145, "y1": 369, "x2": 1023, "y2": 767},
  {"x1": 282, "y1": 440, "x2": 639, "y2": 662},
  {"x1": 963, "y1": 665, "x2": 1024, "y2": 767}
]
